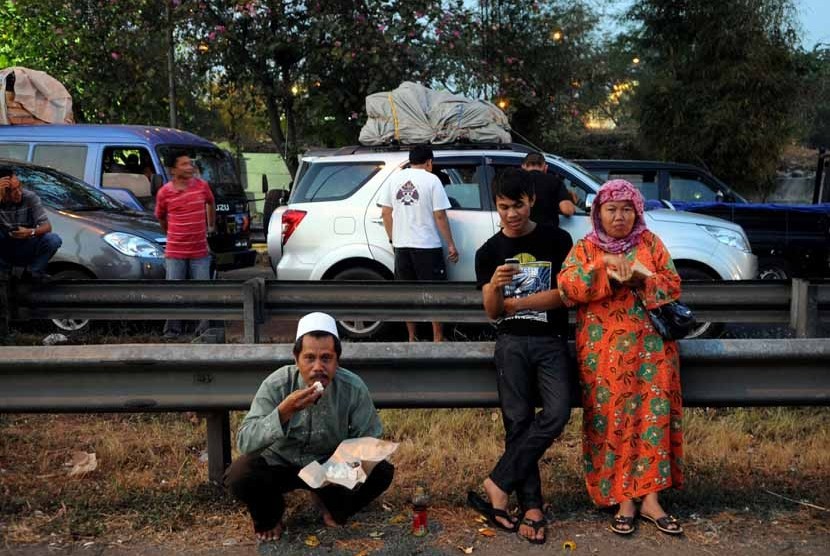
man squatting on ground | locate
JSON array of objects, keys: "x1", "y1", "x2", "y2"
[
  {"x1": 0, "y1": 167, "x2": 62, "y2": 281},
  {"x1": 380, "y1": 145, "x2": 459, "y2": 342},
  {"x1": 225, "y1": 312, "x2": 394, "y2": 542},
  {"x1": 469, "y1": 167, "x2": 573, "y2": 545}
]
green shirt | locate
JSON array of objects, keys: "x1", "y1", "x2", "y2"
[{"x1": 237, "y1": 364, "x2": 383, "y2": 468}]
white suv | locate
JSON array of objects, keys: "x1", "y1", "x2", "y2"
[{"x1": 267, "y1": 145, "x2": 757, "y2": 338}]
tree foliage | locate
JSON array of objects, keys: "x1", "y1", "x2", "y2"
[
  {"x1": 628, "y1": 0, "x2": 806, "y2": 198},
  {"x1": 181, "y1": 0, "x2": 444, "y2": 174},
  {"x1": 434, "y1": 1, "x2": 606, "y2": 149},
  {"x1": 0, "y1": 0, "x2": 186, "y2": 124},
  {"x1": 801, "y1": 46, "x2": 830, "y2": 148}
]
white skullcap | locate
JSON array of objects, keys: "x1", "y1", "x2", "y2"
[{"x1": 295, "y1": 312, "x2": 339, "y2": 341}]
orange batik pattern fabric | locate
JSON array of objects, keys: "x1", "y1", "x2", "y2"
[{"x1": 558, "y1": 230, "x2": 684, "y2": 507}]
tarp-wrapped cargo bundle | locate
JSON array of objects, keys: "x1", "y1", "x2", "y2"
[
  {"x1": 0, "y1": 67, "x2": 74, "y2": 125},
  {"x1": 359, "y1": 81, "x2": 511, "y2": 146}
]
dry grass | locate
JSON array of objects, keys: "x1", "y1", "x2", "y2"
[{"x1": 1, "y1": 408, "x2": 828, "y2": 547}]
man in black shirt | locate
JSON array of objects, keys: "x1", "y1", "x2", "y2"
[
  {"x1": 521, "y1": 152, "x2": 575, "y2": 227},
  {"x1": 468, "y1": 167, "x2": 572, "y2": 545}
]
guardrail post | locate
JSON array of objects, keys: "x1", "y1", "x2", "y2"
[
  {"x1": 206, "y1": 411, "x2": 231, "y2": 485},
  {"x1": 243, "y1": 277, "x2": 266, "y2": 344},
  {"x1": 790, "y1": 278, "x2": 819, "y2": 338}
]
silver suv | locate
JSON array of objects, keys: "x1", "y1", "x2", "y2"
[{"x1": 267, "y1": 145, "x2": 757, "y2": 338}]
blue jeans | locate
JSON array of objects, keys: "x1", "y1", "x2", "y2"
[
  {"x1": 0, "y1": 231, "x2": 62, "y2": 274},
  {"x1": 164, "y1": 255, "x2": 212, "y2": 336},
  {"x1": 489, "y1": 334, "x2": 572, "y2": 512}
]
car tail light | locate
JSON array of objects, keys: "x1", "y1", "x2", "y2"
[{"x1": 281, "y1": 209, "x2": 307, "y2": 245}]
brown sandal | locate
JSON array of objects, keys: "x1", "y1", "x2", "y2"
[
  {"x1": 640, "y1": 512, "x2": 683, "y2": 535},
  {"x1": 609, "y1": 514, "x2": 636, "y2": 535}
]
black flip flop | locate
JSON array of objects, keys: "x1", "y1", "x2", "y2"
[
  {"x1": 640, "y1": 513, "x2": 683, "y2": 535},
  {"x1": 609, "y1": 514, "x2": 637, "y2": 535},
  {"x1": 517, "y1": 516, "x2": 547, "y2": 544},
  {"x1": 466, "y1": 491, "x2": 518, "y2": 532}
]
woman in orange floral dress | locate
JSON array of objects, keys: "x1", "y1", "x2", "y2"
[{"x1": 558, "y1": 180, "x2": 684, "y2": 536}]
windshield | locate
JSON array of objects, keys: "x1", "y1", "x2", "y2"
[
  {"x1": 156, "y1": 145, "x2": 244, "y2": 197},
  {"x1": 10, "y1": 165, "x2": 125, "y2": 211}
]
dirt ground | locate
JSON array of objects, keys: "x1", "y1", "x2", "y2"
[{"x1": 2, "y1": 503, "x2": 828, "y2": 556}]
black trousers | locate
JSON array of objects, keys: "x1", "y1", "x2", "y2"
[
  {"x1": 224, "y1": 454, "x2": 395, "y2": 533},
  {"x1": 489, "y1": 334, "x2": 571, "y2": 511}
]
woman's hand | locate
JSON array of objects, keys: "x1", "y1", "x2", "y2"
[
  {"x1": 603, "y1": 254, "x2": 633, "y2": 283},
  {"x1": 631, "y1": 260, "x2": 653, "y2": 280}
]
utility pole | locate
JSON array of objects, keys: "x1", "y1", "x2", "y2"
[{"x1": 165, "y1": 1, "x2": 178, "y2": 129}]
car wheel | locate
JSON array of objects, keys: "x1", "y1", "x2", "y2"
[
  {"x1": 758, "y1": 258, "x2": 791, "y2": 280},
  {"x1": 676, "y1": 266, "x2": 723, "y2": 339},
  {"x1": 49, "y1": 269, "x2": 93, "y2": 333},
  {"x1": 330, "y1": 267, "x2": 388, "y2": 339}
]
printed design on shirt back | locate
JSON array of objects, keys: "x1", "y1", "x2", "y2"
[
  {"x1": 502, "y1": 252, "x2": 551, "y2": 324},
  {"x1": 395, "y1": 181, "x2": 419, "y2": 206}
]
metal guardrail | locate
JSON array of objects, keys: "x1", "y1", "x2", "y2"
[
  {"x1": 1, "y1": 339, "x2": 828, "y2": 482},
  {"x1": 1, "y1": 278, "x2": 828, "y2": 482},
  {"x1": 2, "y1": 279, "x2": 828, "y2": 341}
]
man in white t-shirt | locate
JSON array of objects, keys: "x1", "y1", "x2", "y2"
[{"x1": 380, "y1": 146, "x2": 459, "y2": 342}]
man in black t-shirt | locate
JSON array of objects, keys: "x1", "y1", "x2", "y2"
[
  {"x1": 468, "y1": 167, "x2": 572, "y2": 545},
  {"x1": 521, "y1": 152, "x2": 575, "y2": 227}
]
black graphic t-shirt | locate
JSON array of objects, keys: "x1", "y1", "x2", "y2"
[{"x1": 475, "y1": 223, "x2": 572, "y2": 336}]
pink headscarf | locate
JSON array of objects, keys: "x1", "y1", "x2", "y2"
[{"x1": 585, "y1": 179, "x2": 648, "y2": 254}]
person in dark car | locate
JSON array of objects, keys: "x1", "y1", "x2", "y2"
[{"x1": 0, "y1": 167, "x2": 62, "y2": 281}]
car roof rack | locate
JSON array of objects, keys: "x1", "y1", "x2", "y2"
[{"x1": 304, "y1": 142, "x2": 536, "y2": 157}]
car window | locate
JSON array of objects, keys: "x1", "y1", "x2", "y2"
[
  {"x1": 32, "y1": 144, "x2": 87, "y2": 180},
  {"x1": 291, "y1": 161, "x2": 382, "y2": 203},
  {"x1": 14, "y1": 166, "x2": 123, "y2": 210},
  {"x1": 0, "y1": 143, "x2": 28, "y2": 161},
  {"x1": 102, "y1": 146, "x2": 153, "y2": 178},
  {"x1": 607, "y1": 171, "x2": 659, "y2": 200},
  {"x1": 549, "y1": 169, "x2": 592, "y2": 214},
  {"x1": 432, "y1": 162, "x2": 484, "y2": 210},
  {"x1": 156, "y1": 145, "x2": 244, "y2": 197},
  {"x1": 669, "y1": 171, "x2": 719, "y2": 202}
]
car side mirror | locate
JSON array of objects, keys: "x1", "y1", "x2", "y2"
[
  {"x1": 585, "y1": 193, "x2": 596, "y2": 211},
  {"x1": 261, "y1": 173, "x2": 269, "y2": 194},
  {"x1": 715, "y1": 190, "x2": 725, "y2": 202},
  {"x1": 150, "y1": 174, "x2": 164, "y2": 197}
]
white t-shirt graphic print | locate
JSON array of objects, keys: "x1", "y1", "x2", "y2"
[{"x1": 379, "y1": 168, "x2": 451, "y2": 249}]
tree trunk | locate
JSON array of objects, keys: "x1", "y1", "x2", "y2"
[{"x1": 264, "y1": 90, "x2": 298, "y2": 178}]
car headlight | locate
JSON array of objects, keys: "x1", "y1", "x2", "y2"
[
  {"x1": 103, "y1": 232, "x2": 165, "y2": 258},
  {"x1": 698, "y1": 225, "x2": 752, "y2": 253}
]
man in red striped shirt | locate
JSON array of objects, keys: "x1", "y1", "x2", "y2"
[{"x1": 155, "y1": 151, "x2": 216, "y2": 339}]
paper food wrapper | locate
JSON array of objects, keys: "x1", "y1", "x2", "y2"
[{"x1": 298, "y1": 437, "x2": 398, "y2": 490}]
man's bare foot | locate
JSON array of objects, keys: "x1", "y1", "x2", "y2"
[
  {"x1": 518, "y1": 508, "x2": 546, "y2": 543},
  {"x1": 310, "y1": 491, "x2": 339, "y2": 527},
  {"x1": 255, "y1": 521, "x2": 284, "y2": 542},
  {"x1": 482, "y1": 478, "x2": 514, "y2": 530}
]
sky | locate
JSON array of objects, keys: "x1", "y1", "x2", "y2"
[{"x1": 798, "y1": 0, "x2": 830, "y2": 48}]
